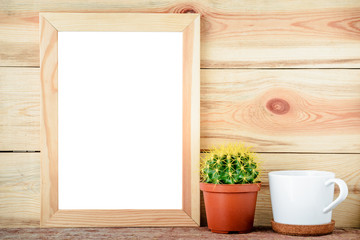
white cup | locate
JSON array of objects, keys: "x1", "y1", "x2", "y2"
[{"x1": 269, "y1": 170, "x2": 348, "y2": 225}]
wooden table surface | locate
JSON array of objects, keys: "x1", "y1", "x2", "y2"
[{"x1": 0, "y1": 227, "x2": 359, "y2": 240}]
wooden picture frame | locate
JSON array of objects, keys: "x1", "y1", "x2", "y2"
[{"x1": 40, "y1": 13, "x2": 200, "y2": 227}]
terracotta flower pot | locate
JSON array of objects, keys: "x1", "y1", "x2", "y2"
[{"x1": 200, "y1": 182, "x2": 261, "y2": 234}]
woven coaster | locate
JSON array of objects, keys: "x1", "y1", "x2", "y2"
[{"x1": 271, "y1": 219, "x2": 335, "y2": 236}]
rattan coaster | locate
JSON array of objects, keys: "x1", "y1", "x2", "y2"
[{"x1": 271, "y1": 219, "x2": 335, "y2": 236}]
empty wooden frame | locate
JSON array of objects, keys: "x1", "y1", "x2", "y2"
[{"x1": 40, "y1": 13, "x2": 200, "y2": 227}]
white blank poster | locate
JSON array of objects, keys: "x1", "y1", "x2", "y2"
[{"x1": 58, "y1": 32, "x2": 183, "y2": 209}]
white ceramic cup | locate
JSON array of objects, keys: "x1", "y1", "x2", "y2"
[{"x1": 269, "y1": 170, "x2": 348, "y2": 225}]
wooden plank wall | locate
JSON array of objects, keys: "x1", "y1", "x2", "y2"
[{"x1": 0, "y1": 0, "x2": 359, "y2": 228}]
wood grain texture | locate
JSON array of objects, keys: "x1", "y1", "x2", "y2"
[
  {"x1": 259, "y1": 154, "x2": 360, "y2": 190},
  {"x1": 182, "y1": 15, "x2": 192, "y2": 220},
  {"x1": 0, "y1": 153, "x2": 40, "y2": 228},
  {"x1": 1, "y1": 0, "x2": 360, "y2": 67},
  {"x1": 0, "y1": 68, "x2": 40, "y2": 151},
  {"x1": 190, "y1": 16, "x2": 200, "y2": 226},
  {"x1": 4, "y1": 69, "x2": 360, "y2": 153},
  {"x1": 40, "y1": 16, "x2": 59, "y2": 226},
  {"x1": 40, "y1": 13, "x2": 198, "y2": 32},
  {"x1": 1, "y1": 0, "x2": 359, "y2": 229},
  {"x1": 201, "y1": 69, "x2": 360, "y2": 153},
  {"x1": 44, "y1": 210, "x2": 197, "y2": 227},
  {"x1": 40, "y1": 13, "x2": 200, "y2": 227},
  {"x1": 183, "y1": 15, "x2": 201, "y2": 225},
  {"x1": 200, "y1": 153, "x2": 360, "y2": 228},
  {"x1": 0, "y1": 12, "x2": 39, "y2": 66},
  {"x1": 1, "y1": 153, "x2": 358, "y2": 228}
]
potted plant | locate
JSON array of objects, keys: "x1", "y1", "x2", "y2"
[{"x1": 200, "y1": 143, "x2": 261, "y2": 234}]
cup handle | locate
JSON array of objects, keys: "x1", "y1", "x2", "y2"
[{"x1": 323, "y1": 178, "x2": 348, "y2": 213}]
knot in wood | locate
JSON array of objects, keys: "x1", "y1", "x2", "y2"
[
  {"x1": 266, "y1": 98, "x2": 290, "y2": 115},
  {"x1": 181, "y1": 8, "x2": 197, "y2": 13},
  {"x1": 174, "y1": 4, "x2": 199, "y2": 14}
]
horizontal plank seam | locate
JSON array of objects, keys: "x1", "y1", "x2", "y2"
[
  {"x1": 0, "y1": 151, "x2": 359, "y2": 155},
  {"x1": 0, "y1": 65, "x2": 360, "y2": 70},
  {"x1": 200, "y1": 150, "x2": 360, "y2": 154},
  {"x1": 0, "y1": 151, "x2": 40, "y2": 153},
  {"x1": 1, "y1": 67, "x2": 360, "y2": 70},
  {"x1": 256, "y1": 152, "x2": 360, "y2": 154},
  {"x1": 201, "y1": 68, "x2": 360, "y2": 70},
  {"x1": 0, "y1": 66, "x2": 40, "y2": 68}
]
